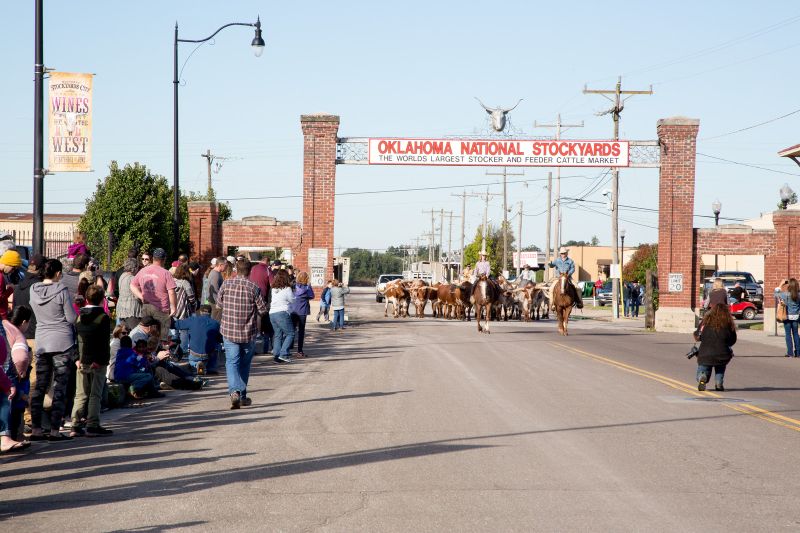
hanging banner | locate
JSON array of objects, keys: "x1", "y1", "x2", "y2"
[
  {"x1": 48, "y1": 72, "x2": 93, "y2": 172},
  {"x1": 368, "y1": 138, "x2": 629, "y2": 167}
]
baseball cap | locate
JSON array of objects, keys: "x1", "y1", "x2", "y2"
[
  {"x1": 140, "y1": 316, "x2": 158, "y2": 327},
  {"x1": 28, "y1": 253, "x2": 46, "y2": 270},
  {"x1": 271, "y1": 260, "x2": 282, "y2": 267},
  {"x1": 152, "y1": 248, "x2": 167, "y2": 259}
]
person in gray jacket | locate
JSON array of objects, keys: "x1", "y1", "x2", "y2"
[
  {"x1": 329, "y1": 280, "x2": 350, "y2": 331},
  {"x1": 29, "y1": 259, "x2": 78, "y2": 441}
]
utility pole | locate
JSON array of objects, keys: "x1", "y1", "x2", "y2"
[
  {"x1": 545, "y1": 171, "x2": 552, "y2": 281},
  {"x1": 471, "y1": 188, "x2": 500, "y2": 254},
  {"x1": 201, "y1": 149, "x2": 214, "y2": 194},
  {"x1": 452, "y1": 190, "x2": 482, "y2": 275},
  {"x1": 422, "y1": 209, "x2": 437, "y2": 263},
  {"x1": 584, "y1": 76, "x2": 653, "y2": 320},
  {"x1": 446, "y1": 211, "x2": 460, "y2": 281},
  {"x1": 516, "y1": 201, "x2": 523, "y2": 277},
  {"x1": 486, "y1": 167, "x2": 524, "y2": 275},
  {"x1": 534, "y1": 114, "x2": 584, "y2": 254}
]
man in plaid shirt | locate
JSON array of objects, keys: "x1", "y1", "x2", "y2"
[{"x1": 217, "y1": 259, "x2": 268, "y2": 409}]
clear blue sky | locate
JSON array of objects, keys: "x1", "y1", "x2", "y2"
[{"x1": 2, "y1": 1, "x2": 800, "y2": 252}]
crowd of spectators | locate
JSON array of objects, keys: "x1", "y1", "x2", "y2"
[{"x1": 0, "y1": 232, "x2": 343, "y2": 454}]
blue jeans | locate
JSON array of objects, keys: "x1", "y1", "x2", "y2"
[
  {"x1": 630, "y1": 300, "x2": 640, "y2": 317},
  {"x1": 188, "y1": 347, "x2": 218, "y2": 372},
  {"x1": 0, "y1": 395, "x2": 11, "y2": 437},
  {"x1": 332, "y1": 309, "x2": 345, "y2": 330},
  {"x1": 121, "y1": 372, "x2": 157, "y2": 394},
  {"x1": 697, "y1": 364, "x2": 727, "y2": 386},
  {"x1": 179, "y1": 330, "x2": 190, "y2": 356},
  {"x1": 270, "y1": 312, "x2": 295, "y2": 359},
  {"x1": 623, "y1": 298, "x2": 630, "y2": 316},
  {"x1": 784, "y1": 320, "x2": 800, "y2": 356},
  {"x1": 223, "y1": 338, "x2": 255, "y2": 397}
]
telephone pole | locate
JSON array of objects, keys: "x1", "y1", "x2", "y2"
[
  {"x1": 584, "y1": 76, "x2": 653, "y2": 320},
  {"x1": 545, "y1": 172, "x2": 553, "y2": 281},
  {"x1": 486, "y1": 167, "x2": 524, "y2": 275},
  {"x1": 422, "y1": 209, "x2": 437, "y2": 263},
  {"x1": 452, "y1": 190, "x2": 483, "y2": 274},
  {"x1": 534, "y1": 114, "x2": 584, "y2": 253},
  {"x1": 438, "y1": 209, "x2": 452, "y2": 263},
  {"x1": 516, "y1": 201, "x2": 523, "y2": 277}
]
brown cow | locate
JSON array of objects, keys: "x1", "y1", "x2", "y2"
[
  {"x1": 409, "y1": 279, "x2": 429, "y2": 318},
  {"x1": 383, "y1": 279, "x2": 410, "y2": 318},
  {"x1": 456, "y1": 280, "x2": 473, "y2": 321},
  {"x1": 436, "y1": 284, "x2": 460, "y2": 319}
]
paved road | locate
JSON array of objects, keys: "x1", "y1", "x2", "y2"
[{"x1": 3, "y1": 288, "x2": 800, "y2": 532}]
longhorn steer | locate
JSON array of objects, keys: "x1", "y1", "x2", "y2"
[{"x1": 383, "y1": 280, "x2": 410, "y2": 318}]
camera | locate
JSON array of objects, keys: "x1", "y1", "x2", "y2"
[{"x1": 686, "y1": 345, "x2": 699, "y2": 359}]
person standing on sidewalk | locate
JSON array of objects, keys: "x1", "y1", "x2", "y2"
[
  {"x1": 249, "y1": 254, "x2": 272, "y2": 354},
  {"x1": 329, "y1": 280, "x2": 350, "y2": 332},
  {"x1": 129, "y1": 248, "x2": 177, "y2": 341},
  {"x1": 29, "y1": 259, "x2": 77, "y2": 441},
  {"x1": 317, "y1": 281, "x2": 332, "y2": 322},
  {"x1": 70, "y1": 285, "x2": 113, "y2": 437},
  {"x1": 778, "y1": 278, "x2": 800, "y2": 357},
  {"x1": 290, "y1": 271, "x2": 314, "y2": 358},
  {"x1": 217, "y1": 259, "x2": 267, "y2": 409},
  {"x1": 116, "y1": 258, "x2": 141, "y2": 329},
  {"x1": 269, "y1": 269, "x2": 296, "y2": 364}
]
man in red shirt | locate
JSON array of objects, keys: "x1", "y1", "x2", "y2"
[{"x1": 129, "y1": 248, "x2": 176, "y2": 340}]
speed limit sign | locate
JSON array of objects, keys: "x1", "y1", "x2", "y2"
[
  {"x1": 668, "y1": 273, "x2": 683, "y2": 292},
  {"x1": 311, "y1": 267, "x2": 325, "y2": 287}
]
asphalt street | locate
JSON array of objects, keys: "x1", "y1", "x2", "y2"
[{"x1": 2, "y1": 288, "x2": 799, "y2": 532}]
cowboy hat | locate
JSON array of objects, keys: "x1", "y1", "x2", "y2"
[{"x1": 558, "y1": 246, "x2": 568, "y2": 254}]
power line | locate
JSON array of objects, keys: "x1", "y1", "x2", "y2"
[
  {"x1": 700, "y1": 108, "x2": 800, "y2": 141},
  {"x1": 561, "y1": 197, "x2": 746, "y2": 222},
  {"x1": 697, "y1": 152, "x2": 800, "y2": 177}
]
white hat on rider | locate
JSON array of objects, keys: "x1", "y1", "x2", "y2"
[
  {"x1": 479, "y1": 251, "x2": 487, "y2": 257},
  {"x1": 558, "y1": 246, "x2": 568, "y2": 255}
]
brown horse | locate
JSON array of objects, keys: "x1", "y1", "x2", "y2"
[
  {"x1": 472, "y1": 275, "x2": 499, "y2": 333},
  {"x1": 553, "y1": 272, "x2": 576, "y2": 335}
]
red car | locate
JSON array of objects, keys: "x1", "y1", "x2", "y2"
[{"x1": 730, "y1": 300, "x2": 758, "y2": 320}]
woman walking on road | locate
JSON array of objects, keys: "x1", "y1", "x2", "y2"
[
  {"x1": 290, "y1": 272, "x2": 314, "y2": 358},
  {"x1": 693, "y1": 303, "x2": 737, "y2": 392},
  {"x1": 778, "y1": 278, "x2": 800, "y2": 357},
  {"x1": 329, "y1": 280, "x2": 350, "y2": 332}
]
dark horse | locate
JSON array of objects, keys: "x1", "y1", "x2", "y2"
[
  {"x1": 553, "y1": 272, "x2": 577, "y2": 336},
  {"x1": 472, "y1": 275, "x2": 499, "y2": 334}
]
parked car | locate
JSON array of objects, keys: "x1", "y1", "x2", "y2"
[
  {"x1": 596, "y1": 281, "x2": 613, "y2": 306},
  {"x1": 706, "y1": 271, "x2": 764, "y2": 310},
  {"x1": 375, "y1": 274, "x2": 404, "y2": 302}
]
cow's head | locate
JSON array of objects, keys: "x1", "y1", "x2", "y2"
[{"x1": 475, "y1": 98, "x2": 523, "y2": 132}]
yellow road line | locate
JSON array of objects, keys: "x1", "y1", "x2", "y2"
[{"x1": 549, "y1": 341, "x2": 800, "y2": 434}]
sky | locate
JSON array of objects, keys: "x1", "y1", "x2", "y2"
[{"x1": 2, "y1": 1, "x2": 800, "y2": 254}]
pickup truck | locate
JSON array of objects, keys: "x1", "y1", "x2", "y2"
[
  {"x1": 706, "y1": 271, "x2": 764, "y2": 310},
  {"x1": 375, "y1": 274, "x2": 404, "y2": 303}
]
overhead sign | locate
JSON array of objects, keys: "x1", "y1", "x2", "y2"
[
  {"x1": 368, "y1": 138, "x2": 629, "y2": 167},
  {"x1": 48, "y1": 72, "x2": 93, "y2": 172}
]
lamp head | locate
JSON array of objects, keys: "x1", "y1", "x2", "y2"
[
  {"x1": 620, "y1": 229, "x2": 626, "y2": 239},
  {"x1": 780, "y1": 183, "x2": 794, "y2": 203},
  {"x1": 711, "y1": 199, "x2": 721, "y2": 215},
  {"x1": 251, "y1": 17, "x2": 265, "y2": 57}
]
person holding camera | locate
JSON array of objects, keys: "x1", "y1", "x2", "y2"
[
  {"x1": 329, "y1": 280, "x2": 350, "y2": 332},
  {"x1": 692, "y1": 303, "x2": 737, "y2": 391}
]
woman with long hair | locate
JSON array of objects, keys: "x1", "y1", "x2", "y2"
[
  {"x1": 694, "y1": 303, "x2": 737, "y2": 391},
  {"x1": 269, "y1": 269, "x2": 295, "y2": 364},
  {"x1": 779, "y1": 278, "x2": 800, "y2": 357},
  {"x1": 290, "y1": 271, "x2": 314, "y2": 358}
]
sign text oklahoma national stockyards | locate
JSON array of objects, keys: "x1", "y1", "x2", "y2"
[{"x1": 368, "y1": 138, "x2": 629, "y2": 167}]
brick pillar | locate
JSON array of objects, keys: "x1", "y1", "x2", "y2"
[
  {"x1": 297, "y1": 114, "x2": 340, "y2": 292},
  {"x1": 188, "y1": 201, "x2": 221, "y2": 265},
  {"x1": 764, "y1": 209, "x2": 800, "y2": 334},
  {"x1": 655, "y1": 117, "x2": 700, "y2": 333}
]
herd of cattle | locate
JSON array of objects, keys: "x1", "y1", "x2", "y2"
[{"x1": 382, "y1": 277, "x2": 551, "y2": 323}]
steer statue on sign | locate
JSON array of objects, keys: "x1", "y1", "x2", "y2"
[{"x1": 475, "y1": 97, "x2": 523, "y2": 132}]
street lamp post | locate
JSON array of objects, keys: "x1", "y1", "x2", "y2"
[
  {"x1": 712, "y1": 199, "x2": 721, "y2": 273},
  {"x1": 173, "y1": 17, "x2": 264, "y2": 258},
  {"x1": 33, "y1": 0, "x2": 45, "y2": 256},
  {"x1": 780, "y1": 183, "x2": 794, "y2": 210}
]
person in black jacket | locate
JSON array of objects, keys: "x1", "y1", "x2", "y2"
[
  {"x1": 69, "y1": 285, "x2": 113, "y2": 437},
  {"x1": 694, "y1": 303, "x2": 737, "y2": 392}
]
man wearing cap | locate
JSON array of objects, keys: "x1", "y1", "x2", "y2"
[
  {"x1": 548, "y1": 247, "x2": 583, "y2": 309},
  {"x1": 130, "y1": 248, "x2": 176, "y2": 340},
  {"x1": 0, "y1": 249, "x2": 23, "y2": 320}
]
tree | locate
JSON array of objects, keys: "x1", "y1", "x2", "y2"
[
  {"x1": 564, "y1": 239, "x2": 589, "y2": 247},
  {"x1": 590, "y1": 235, "x2": 600, "y2": 246},
  {"x1": 521, "y1": 244, "x2": 541, "y2": 252},
  {"x1": 79, "y1": 162, "x2": 180, "y2": 269},
  {"x1": 622, "y1": 243, "x2": 657, "y2": 284},
  {"x1": 463, "y1": 224, "x2": 515, "y2": 275},
  {"x1": 342, "y1": 248, "x2": 403, "y2": 285}
]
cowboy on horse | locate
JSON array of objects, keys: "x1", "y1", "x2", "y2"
[
  {"x1": 471, "y1": 251, "x2": 491, "y2": 283},
  {"x1": 548, "y1": 246, "x2": 583, "y2": 310}
]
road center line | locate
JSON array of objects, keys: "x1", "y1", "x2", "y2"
[{"x1": 549, "y1": 342, "x2": 800, "y2": 434}]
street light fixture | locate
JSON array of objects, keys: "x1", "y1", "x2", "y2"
[
  {"x1": 712, "y1": 199, "x2": 721, "y2": 273},
  {"x1": 780, "y1": 183, "x2": 794, "y2": 210},
  {"x1": 173, "y1": 17, "x2": 264, "y2": 258}
]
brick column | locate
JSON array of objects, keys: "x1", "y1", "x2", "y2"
[
  {"x1": 655, "y1": 117, "x2": 700, "y2": 333},
  {"x1": 764, "y1": 209, "x2": 800, "y2": 334},
  {"x1": 297, "y1": 114, "x2": 339, "y2": 292},
  {"x1": 188, "y1": 201, "x2": 221, "y2": 265}
]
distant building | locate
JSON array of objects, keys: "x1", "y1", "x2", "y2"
[{"x1": 0, "y1": 212, "x2": 80, "y2": 241}]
